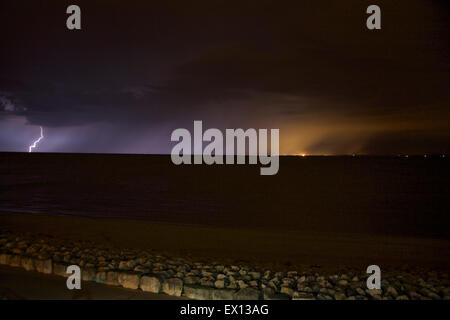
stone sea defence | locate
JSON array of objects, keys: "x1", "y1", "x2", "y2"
[{"x1": 0, "y1": 231, "x2": 449, "y2": 300}]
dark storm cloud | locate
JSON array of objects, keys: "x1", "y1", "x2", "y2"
[{"x1": 0, "y1": 0, "x2": 448, "y2": 153}]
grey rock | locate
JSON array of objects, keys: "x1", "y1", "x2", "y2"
[
  {"x1": 386, "y1": 286, "x2": 398, "y2": 298},
  {"x1": 21, "y1": 256, "x2": 35, "y2": 271},
  {"x1": 234, "y1": 287, "x2": 261, "y2": 300},
  {"x1": 184, "y1": 276, "x2": 200, "y2": 285},
  {"x1": 106, "y1": 271, "x2": 120, "y2": 286},
  {"x1": 53, "y1": 263, "x2": 69, "y2": 277},
  {"x1": 334, "y1": 292, "x2": 347, "y2": 300},
  {"x1": 184, "y1": 285, "x2": 214, "y2": 300},
  {"x1": 140, "y1": 275, "x2": 162, "y2": 293},
  {"x1": 82, "y1": 267, "x2": 96, "y2": 281},
  {"x1": 95, "y1": 271, "x2": 107, "y2": 283},
  {"x1": 10, "y1": 255, "x2": 22, "y2": 267},
  {"x1": 292, "y1": 292, "x2": 315, "y2": 300},
  {"x1": 118, "y1": 272, "x2": 140, "y2": 289},
  {"x1": 35, "y1": 258, "x2": 53, "y2": 274},
  {"x1": 162, "y1": 278, "x2": 183, "y2": 296},
  {"x1": 280, "y1": 286, "x2": 295, "y2": 297},
  {"x1": 212, "y1": 289, "x2": 235, "y2": 300},
  {"x1": 317, "y1": 293, "x2": 333, "y2": 300},
  {"x1": 249, "y1": 272, "x2": 261, "y2": 280},
  {"x1": 0, "y1": 254, "x2": 11, "y2": 265},
  {"x1": 214, "y1": 279, "x2": 225, "y2": 289}
]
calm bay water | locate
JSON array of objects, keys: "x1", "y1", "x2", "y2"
[{"x1": 0, "y1": 153, "x2": 449, "y2": 238}]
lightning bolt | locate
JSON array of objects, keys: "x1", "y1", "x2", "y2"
[{"x1": 28, "y1": 126, "x2": 44, "y2": 152}]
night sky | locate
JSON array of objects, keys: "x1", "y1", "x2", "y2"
[{"x1": 0, "y1": 0, "x2": 449, "y2": 154}]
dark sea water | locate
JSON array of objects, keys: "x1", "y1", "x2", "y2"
[{"x1": 0, "y1": 153, "x2": 449, "y2": 239}]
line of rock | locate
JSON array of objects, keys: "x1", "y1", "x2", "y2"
[{"x1": 0, "y1": 231, "x2": 449, "y2": 300}]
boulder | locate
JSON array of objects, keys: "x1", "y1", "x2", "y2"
[
  {"x1": 292, "y1": 292, "x2": 315, "y2": 300},
  {"x1": 53, "y1": 263, "x2": 69, "y2": 277},
  {"x1": 162, "y1": 278, "x2": 183, "y2": 296},
  {"x1": 214, "y1": 280, "x2": 225, "y2": 289},
  {"x1": 10, "y1": 255, "x2": 22, "y2": 267},
  {"x1": 95, "y1": 271, "x2": 107, "y2": 283},
  {"x1": 118, "y1": 272, "x2": 140, "y2": 289},
  {"x1": 140, "y1": 275, "x2": 162, "y2": 293},
  {"x1": 234, "y1": 288, "x2": 261, "y2": 300},
  {"x1": 82, "y1": 267, "x2": 96, "y2": 281},
  {"x1": 183, "y1": 285, "x2": 214, "y2": 300},
  {"x1": 334, "y1": 292, "x2": 347, "y2": 300},
  {"x1": 35, "y1": 258, "x2": 53, "y2": 274},
  {"x1": 106, "y1": 271, "x2": 120, "y2": 286},
  {"x1": 21, "y1": 256, "x2": 35, "y2": 271},
  {"x1": 0, "y1": 253, "x2": 11, "y2": 265},
  {"x1": 212, "y1": 289, "x2": 235, "y2": 300}
]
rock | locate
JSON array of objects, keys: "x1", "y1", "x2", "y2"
[
  {"x1": 162, "y1": 278, "x2": 183, "y2": 296},
  {"x1": 53, "y1": 263, "x2": 69, "y2": 277},
  {"x1": 366, "y1": 289, "x2": 382, "y2": 299},
  {"x1": 21, "y1": 256, "x2": 35, "y2": 271},
  {"x1": 263, "y1": 287, "x2": 275, "y2": 300},
  {"x1": 200, "y1": 278, "x2": 214, "y2": 287},
  {"x1": 95, "y1": 271, "x2": 107, "y2": 283},
  {"x1": 215, "y1": 265, "x2": 225, "y2": 272},
  {"x1": 263, "y1": 286, "x2": 290, "y2": 300},
  {"x1": 202, "y1": 270, "x2": 214, "y2": 277},
  {"x1": 287, "y1": 271, "x2": 297, "y2": 278},
  {"x1": 282, "y1": 277, "x2": 295, "y2": 286},
  {"x1": 127, "y1": 260, "x2": 139, "y2": 269},
  {"x1": 317, "y1": 293, "x2": 333, "y2": 300},
  {"x1": 35, "y1": 258, "x2": 53, "y2": 274},
  {"x1": 396, "y1": 295, "x2": 409, "y2": 300},
  {"x1": 118, "y1": 272, "x2": 140, "y2": 289},
  {"x1": 338, "y1": 280, "x2": 349, "y2": 286},
  {"x1": 134, "y1": 265, "x2": 150, "y2": 273},
  {"x1": 12, "y1": 248, "x2": 23, "y2": 255},
  {"x1": 184, "y1": 276, "x2": 200, "y2": 285},
  {"x1": 407, "y1": 291, "x2": 421, "y2": 300},
  {"x1": 0, "y1": 253, "x2": 11, "y2": 265},
  {"x1": 292, "y1": 292, "x2": 315, "y2": 300},
  {"x1": 334, "y1": 292, "x2": 347, "y2": 300},
  {"x1": 82, "y1": 267, "x2": 96, "y2": 281},
  {"x1": 249, "y1": 272, "x2": 261, "y2": 280},
  {"x1": 214, "y1": 280, "x2": 225, "y2": 289},
  {"x1": 106, "y1": 271, "x2": 120, "y2": 286},
  {"x1": 217, "y1": 273, "x2": 226, "y2": 280},
  {"x1": 356, "y1": 287, "x2": 366, "y2": 296},
  {"x1": 249, "y1": 280, "x2": 259, "y2": 287},
  {"x1": 140, "y1": 275, "x2": 162, "y2": 293},
  {"x1": 237, "y1": 280, "x2": 248, "y2": 289},
  {"x1": 118, "y1": 261, "x2": 129, "y2": 270},
  {"x1": 428, "y1": 292, "x2": 441, "y2": 300},
  {"x1": 227, "y1": 280, "x2": 238, "y2": 289},
  {"x1": 297, "y1": 285, "x2": 313, "y2": 293},
  {"x1": 280, "y1": 286, "x2": 295, "y2": 297},
  {"x1": 184, "y1": 285, "x2": 214, "y2": 300},
  {"x1": 234, "y1": 287, "x2": 261, "y2": 300},
  {"x1": 10, "y1": 255, "x2": 21, "y2": 267},
  {"x1": 212, "y1": 289, "x2": 235, "y2": 300},
  {"x1": 386, "y1": 286, "x2": 398, "y2": 298}
]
